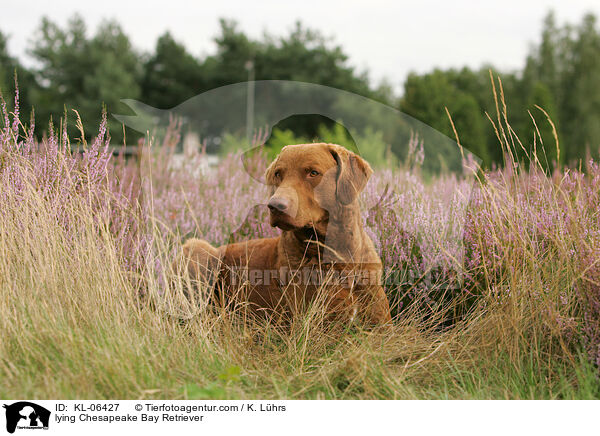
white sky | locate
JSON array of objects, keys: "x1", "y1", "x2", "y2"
[{"x1": 2, "y1": 0, "x2": 600, "y2": 93}]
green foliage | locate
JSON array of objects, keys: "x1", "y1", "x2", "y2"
[
  {"x1": 182, "y1": 365, "x2": 242, "y2": 400},
  {"x1": 0, "y1": 32, "x2": 16, "y2": 98},
  {"x1": 6, "y1": 15, "x2": 391, "y2": 145},
  {"x1": 263, "y1": 128, "x2": 307, "y2": 160},
  {"x1": 218, "y1": 120, "x2": 395, "y2": 169},
  {"x1": 0, "y1": 31, "x2": 38, "y2": 115},
  {"x1": 504, "y1": 11, "x2": 600, "y2": 168},
  {"x1": 219, "y1": 132, "x2": 252, "y2": 156},
  {"x1": 401, "y1": 68, "x2": 492, "y2": 166},
  {"x1": 401, "y1": 11, "x2": 600, "y2": 170},
  {"x1": 29, "y1": 15, "x2": 142, "y2": 143},
  {"x1": 142, "y1": 32, "x2": 207, "y2": 109},
  {"x1": 2, "y1": 11, "x2": 600, "y2": 168},
  {"x1": 551, "y1": 13, "x2": 600, "y2": 163},
  {"x1": 202, "y1": 20, "x2": 377, "y2": 101}
]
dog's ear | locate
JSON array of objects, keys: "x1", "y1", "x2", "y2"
[
  {"x1": 242, "y1": 145, "x2": 269, "y2": 184},
  {"x1": 328, "y1": 144, "x2": 373, "y2": 205},
  {"x1": 264, "y1": 157, "x2": 278, "y2": 184},
  {"x1": 264, "y1": 156, "x2": 280, "y2": 196}
]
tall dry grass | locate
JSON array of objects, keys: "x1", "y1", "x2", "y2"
[{"x1": 0, "y1": 79, "x2": 598, "y2": 399}]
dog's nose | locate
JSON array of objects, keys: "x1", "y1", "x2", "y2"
[{"x1": 268, "y1": 197, "x2": 290, "y2": 213}]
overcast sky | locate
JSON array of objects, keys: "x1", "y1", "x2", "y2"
[{"x1": 2, "y1": 0, "x2": 600, "y2": 93}]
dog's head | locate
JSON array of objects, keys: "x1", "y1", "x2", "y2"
[{"x1": 264, "y1": 143, "x2": 372, "y2": 231}]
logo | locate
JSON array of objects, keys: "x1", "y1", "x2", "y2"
[{"x1": 2, "y1": 402, "x2": 50, "y2": 434}]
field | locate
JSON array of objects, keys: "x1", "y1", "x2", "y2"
[{"x1": 0, "y1": 88, "x2": 599, "y2": 400}]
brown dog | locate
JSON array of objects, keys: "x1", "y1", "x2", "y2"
[{"x1": 179, "y1": 143, "x2": 392, "y2": 325}]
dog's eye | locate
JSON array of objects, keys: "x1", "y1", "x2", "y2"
[
  {"x1": 274, "y1": 170, "x2": 281, "y2": 179},
  {"x1": 308, "y1": 170, "x2": 319, "y2": 177}
]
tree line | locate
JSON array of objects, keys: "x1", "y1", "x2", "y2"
[{"x1": 1, "y1": 11, "x2": 599, "y2": 167}]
